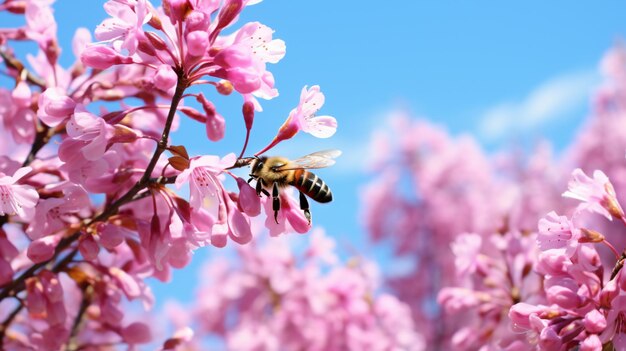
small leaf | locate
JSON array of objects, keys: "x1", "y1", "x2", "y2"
[
  {"x1": 169, "y1": 156, "x2": 190, "y2": 171},
  {"x1": 169, "y1": 145, "x2": 189, "y2": 159}
]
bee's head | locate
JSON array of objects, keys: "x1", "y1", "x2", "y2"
[{"x1": 250, "y1": 156, "x2": 267, "y2": 177}]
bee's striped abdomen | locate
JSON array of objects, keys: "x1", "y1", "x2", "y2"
[{"x1": 292, "y1": 169, "x2": 332, "y2": 203}]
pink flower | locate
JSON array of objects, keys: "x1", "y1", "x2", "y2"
[
  {"x1": 228, "y1": 21, "x2": 286, "y2": 64},
  {"x1": 81, "y1": 45, "x2": 134, "y2": 69},
  {"x1": 26, "y1": 183, "x2": 90, "y2": 239},
  {"x1": 175, "y1": 153, "x2": 253, "y2": 246},
  {"x1": 196, "y1": 95, "x2": 225, "y2": 142},
  {"x1": 186, "y1": 30, "x2": 209, "y2": 56},
  {"x1": 95, "y1": 0, "x2": 152, "y2": 55},
  {"x1": 584, "y1": 309, "x2": 607, "y2": 334},
  {"x1": 256, "y1": 85, "x2": 337, "y2": 155},
  {"x1": 0, "y1": 166, "x2": 38, "y2": 220},
  {"x1": 537, "y1": 211, "x2": 580, "y2": 256},
  {"x1": 37, "y1": 87, "x2": 76, "y2": 127},
  {"x1": 563, "y1": 168, "x2": 624, "y2": 220},
  {"x1": 580, "y1": 334, "x2": 602, "y2": 351},
  {"x1": 451, "y1": 233, "x2": 482, "y2": 277},
  {"x1": 25, "y1": 270, "x2": 67, "y2": 327},
  {"x1": 236, "y1": 177, "x2": 260, "y2": 216},
  {"x1": 175, "y1": 153, "x2": 236, "y2": 210},
  {"x1": 65, "y1": 106, "x2": 114, "y2": 160},
  {"x1": 262, "y1": 191, "x2": 311, "y2": 236},
  {"x1": 153, "y1": 64, "x2": 178, "y2": 91},
  {"x1": 27, "y1": 232, "x2": 62, "y2": 263},
  {"x1": 121, "y1": 322, "x2": 152, "y2": 344}
]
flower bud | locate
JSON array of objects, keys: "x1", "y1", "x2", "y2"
[
  {"x1": 27, "y1": 234, "x2": 62, "y2": 263},
  {"x1": 12, "y1": 81, "x2": 31, "y2": 108},
  {"x1": 37, "y1": 87, "x2": 76, "y2": 127},
  {"x1": 186, "y1": 30, "x2": 209, "y2": 56},
  {"x1": 122, "y1": 322, "x2": 152, "y2": 344},
  {"x1": 216, "y1": 80, "x2": 233, "y2": 95},
  {"x1": 163, "y1": 0, "x2": 192, "y2": 24},
  {"x1": 243, "y1": 100, "x2": 254, "y2": 131},
  {"x1": 197, "y1": 94, "x2": 225, "y2": 141},
  {"x1": 145, "y1": 31, "x2": 168, "y2": 51},
  {"x1": 583, "y1": 309, "x2": 607, "y2": 333},
  {"x1": 236, "y1": 177, "x2": 260, "y2": 216},
  {"x1": 153, "y1": 64, "x2": 177, "y2": 91},
  {"x1": 579, "y1": 228, "x2": 604, "y2": 243},
  {"x1": 78, "y1": 234, "x2": 99, "y2": 261},
  {"x1": 81, "y1": 45, "x2": 133, "y2": 69}
]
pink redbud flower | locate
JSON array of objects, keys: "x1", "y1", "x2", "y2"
[
  {"x1": 37, "y1": 87, "x2": 76, "y2": 127},
  {"x1": 537, "y1": 211, "x2": 580, "y2": 256},
  {"x1": 175, "y1": 153, "x2": 236, "y2": 209},
  {"x1": 26, "y1": 183, "x2": 90, "y2": 239},
  {"x1": 209, "y1": 0, "x2": 244, "y2": 42},
  {"x1": 451, "y1": 233, "x2": 482, "y2": 277},
  {"x1": 584, "y1": 309, "x2": 607, "y2": 334},
  {"x1": 121, "y1": 322, "x2": 152, "y2": 344},
  {"x1": 153, "y1": 64, "x2": 178, "y2": 91},
  {"x1": 25, "y1": 270, "x2": 67, "y2": 326},
  {"x1": 236, "y1": 177, "x2": 260, "y2": 216},
  {"x1": 563, "y1": 168, "x2": 625, "y2": 220},
  {"x1": 509, "y1": 303, "x2": 545, "y2": 330},
  {"x1": 81, "y1": 45, "x2": 134, "y2": 69},
  {"x1": 27, "y1": 232, "x2": 62, "y2": 263},
  {"x1": 580, "y1": 334, "x2": 602, "y2": 351},
  {"x1": 0, "y1": 166, "x2": 38, "y2": 221},
  {"x1": 78, "y1": 233, "x2": 99, "y2": 261},
  {"x1": 256, "y1": 85, "x2": 337, "y2": 155},
  {"x1": 196, "y1": 96, "x2": 225, "y2": 142},
  {"x1": 95, "y1": 0, "x2": 152, "y2": 55},
  {"x1": 65, "y1": 106, "x2": 114, "y2": 161},
  {"x1": 186, "y1": 30, "x2": 209, "y2": 56},
  {"x1": 11, "y1": 81, "x2": 31, "y2": 108},
  {"x1": 163, "y1": 0, "x2": 192, "y2": 24},
  {"x1": 232, "y1": 22, "x2": 286, "y2": 64},
  {"x1": 262, "y1": 191, "x2": 310, "y2": 236}
]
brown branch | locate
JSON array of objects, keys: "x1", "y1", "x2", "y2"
[{"x1": 0, "y1": 49, "x2": 47, "y2": 88}]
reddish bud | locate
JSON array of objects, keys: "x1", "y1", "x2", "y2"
[
  {"x1": 145, "y1": 32, "x2": 168, "y2": 51},
  {"x1": 243, "y1": 100, "x2": 254, "y2": 130},
  {"x1": 179, "y1": 106, "x2": 206, "y2": 123},
  {"x1": 186, "y1": 30, "x2": 209, "y2": 56},
  {"x1": 78, "y1": 234, "x2": 99, "y2": 261},
  {"x1": 579, "y1": 228, "x2": 605, "y2": 243},
  {"x1": 210, "y1": 0, "x2": 244, "y2": 42},
  {"x1": 81, "y1": 45, "x2": 133, "y2": 69},
  {"x1": 163, "y1": 0, "x2": 192, "y2": 24},
  {"x1": 121, "y1": 322, "x2": 152, "y2": 344},
  {"x1": 216, "y1": 80, "x2": 234, "y2": 95}
]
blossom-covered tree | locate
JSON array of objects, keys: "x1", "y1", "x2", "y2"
[
  {"x1": 363, "y1": 46, "x2": 626, "y2": 350},
  {"x1": 0, "y1": 0, "x2": 345, "y2": 349}
]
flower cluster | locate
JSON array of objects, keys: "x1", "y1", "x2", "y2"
[
  {"x1": 165, "y1": 227, "x2": 424, "y2": 351},
  {"x1": 362, "y1": 46, "x2": 626, "y2": 350},
  {"x1": 0, "y1": 0, "x2": 337, "y2": 348}
]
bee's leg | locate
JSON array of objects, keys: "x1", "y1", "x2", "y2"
[
  {"x1": 299, "y1": 191, "x2": 311, "y2": 225},
  {"x1": 255, "y1": 178, "x2": 263, "y2": 196},
  {"x1": 272, "y1": 182, "x2": 280, "y2": 224},
  {"x1": 254, "y1": 179, "x2": 270, "y2": 197}
]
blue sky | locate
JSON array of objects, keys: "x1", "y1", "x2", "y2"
[{"x1": 3, "y1": 1, "x2": 626, "y2": 303}]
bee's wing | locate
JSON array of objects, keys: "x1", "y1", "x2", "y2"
[{"x1": 278, "y1": 149, "x2": 342, "y2": 170}]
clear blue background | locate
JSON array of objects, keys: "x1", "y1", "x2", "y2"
[{"x1": 3, "y1": 1, "x2": 626, "y2": 304}]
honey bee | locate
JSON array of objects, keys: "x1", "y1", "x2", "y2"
[{"x1": 245, "y1": 150, "x2": 341, "y2": 224}]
